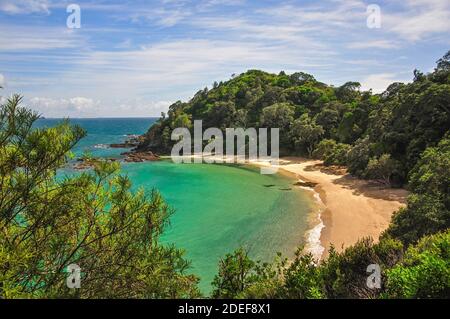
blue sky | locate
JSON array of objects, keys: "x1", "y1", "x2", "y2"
[{"x1": 0, "y1": 0, "x2": 449, "y2": 117}]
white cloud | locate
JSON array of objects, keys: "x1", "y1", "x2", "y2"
[
  {"x1": 48, "y1": 38, "x2": 334, "y2": 101},
  {"x1": 0, "y1": 24, "x2": 84, "y2": 51},
  {"x1": 68, "y1": 97, "x2": 99, "y2": 111},
  {"x1": 347, "y1": 40, "x2": 399, "y2": 49},
  {"x1": 360, "y1": 73, "x2": 410, "y2": 93},
  {"x1": 2, "y1": 0, "x2": 448, "y2": 118},
  {"x1": 195, "y1": 0, "x2": 245, "y2": 11},
  {"x1": 0, "y1": 73, "x2": 5, "y2": 87},
  {"x1": 28, "y1": 96, "x2": 172, "y2": 118},
  {"x1": 383, "y1": 0, "x2": 450, "y2": 41},
  {"x1": 129, "y1": 8, "x2": 192, "y2": 27},
  {"x1": 0, "y1": 0, "x2": 50, "y2": 15},
  {"x1": 256, "y1": 1, "x2": 367, "y2": 30},
  {"x1": 192, "y1": 17, "x2": 327, "y2": 47},
  {"x1": 29, "y1": 96, "x2": 100, "y2": 117},
  {"x1": 200, "y1": 0, "x2": 245, "y2": 7},
  {"x1": 115, "y1": 99, "x2": 172, "y2": 117},
  {"x1": 257, "y1": 1, "x2": 450, "y2": 42}
]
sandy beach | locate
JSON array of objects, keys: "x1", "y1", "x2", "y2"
[{"x1": 252, "y1": 157, "x2": 408, "y2": 260}]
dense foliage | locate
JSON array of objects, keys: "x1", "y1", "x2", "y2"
[
  {"x1": 0, "y1": 96, "x2": 200, "y2": 298},
  {"x1": 385, "y1": 134, "x2": 450, "y2": 245},
  {"x1": 212, "y1": 231, "x2": 449, "y2": 299},
  {"x1": 384, "y1": 231, "x2": 450, "y2": 298},
  {"x1": 205, "y1": 52, "x2": 450, "y2": 299},
  {"x1": 139, "y1": 52, "x2": 450, "y2": 187}
]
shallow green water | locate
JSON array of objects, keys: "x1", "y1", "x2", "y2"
[{"x1": 122, "y1": 160, "x2": 312, "y2": 293}]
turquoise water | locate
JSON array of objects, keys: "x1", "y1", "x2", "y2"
[
  {"x1": 35, "y1": 118, "x2": 313, "y2": 293},
  {"x1": 35, "y1": 118, "x2": 154, "y2": 158}
]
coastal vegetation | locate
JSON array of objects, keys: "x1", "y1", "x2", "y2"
[
  {"x1": 0, "y1": 52, "x2": 449, "y2": 298},
  {"x1": 138, "y1": 51, "x2": 450, "y2": 188},
  {"x1": 211, "y1": 134, "x2": 449, "y2": 299},
  {"x1": 0, "y1": 96, "x2": 199, "y2": 298},
  {"x1": 139, "y1": 50, "x2": 450, "y2": 299},
  {"x1": 211, "y1": 231, "x2": 449, "y2": 299}
]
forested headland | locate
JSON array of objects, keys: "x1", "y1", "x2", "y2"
[{"x1": 139, "y1": 52, "x2": 449, "y2": 188}]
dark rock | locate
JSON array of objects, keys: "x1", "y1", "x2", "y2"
[
  {"x1": 110, "y1": 142, "x2": 135, "y2": 148},
  {"x1": 122, "y1": 151, "x2": 160, "y2": 162},
  {"x1": 110, "y1": 135, "x2": 145, "y2": 149},
  {"x1": 293, "y1": 181, "x2": 318, "y2": 188}
]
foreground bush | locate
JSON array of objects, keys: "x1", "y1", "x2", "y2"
[
  {"x1": 0, "y1": 95, "x2": 200, "y2": 298},
  {"x1": 385, "y1": 230, "x2": 450, "y2": 298}
]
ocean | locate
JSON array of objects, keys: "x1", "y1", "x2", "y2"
[{"x1": 35, "y1": 118, "x2": 314, "y2": 293}]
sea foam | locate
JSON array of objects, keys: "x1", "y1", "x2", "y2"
[{"x1": 296, "y1": 178, "x2": 325, "y2": 262}]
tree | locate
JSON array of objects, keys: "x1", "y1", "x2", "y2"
[
  {"x1": 377, "y1": 62, "x2": 450, "y2": 179},
  {"x1": 279, "y1": 249, "x2": 324, "y2": 299},
  {"x1": 347, "y1": 136, "x2": 372, "y2": 177},
  {"x1": 433, "y1": 50, "x2": 450, "y2": 83},
  {"x1": 211, "y1": 248, "x2": 255, "y2": 298},
  {"x1": 365, "y1": 154, "x2": 402, "y2": 186},
  {"x1": 436, "y1": 50, "x2": 450, "y2": 72},
  {"x1": 315, "y1": 106, "x2": 340, "y2": 138},
  {"x1": 289, "y1": 72, "x2": 316, "y2": 85},
  {"x1": 205, "y1": 101, "x2": 240, "y2": 130},
  {"x1": 386, "y1": 135, "x2": 450, "y2": 245},
  {"x1": 211, "y1": 238, "x2": 404, "y2": 299},
  {"x1": 260, "y1": 103, "x2": 295, "y2": 148},
  {"x1": 211, "y1": 247, "x2": 322, "y2": 299},
  {"x1": 413, "y1": 69, "x2": 426, "y2": 82},
  {"x1": 337, "y1": 111, "x2": 364, "y2": 144},
  {"x1": 319, "y1": 237, "x2": 403, "y2": 299},
  {"x1": 384, "y1": 230, "x2": 450, "y2": 298},
  {"x1": 290, "y1": 114, "x2": 324, "y2": 157},
  {"x1": 381, "y1": 82, "x2": 404, "y2": 99},
  {"x1": 313, "y1": 139, "x2": 350, "y2": 166},
  {"x1": 259, "y1": 102, "x2": 294, "y2": 129},
  {"x1": 0, "y1": 95, "x2": 200, "y2": 298},
  {"x1": 313, "y1": 139, "x2": 337, "y2": 160},
  {"x1": 161, "y1": 126, "x2": 172, "y2": 150},
  {"x1": 171, "y1": 112, "x2": 192, "y2": 129},
  {"x1": 335, "y1": 82, "x2": 361, "y2": 103}
]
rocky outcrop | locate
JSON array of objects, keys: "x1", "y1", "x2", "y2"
[
  {"x1": 109, "y1": 135, "x2": 145, "y2": 149},
  {"x1": 293, "y1": 180, "x2": 318, "y2": 188},
  {"x1": 121, "y1": 151, "x2": 160, "y2": 162}
]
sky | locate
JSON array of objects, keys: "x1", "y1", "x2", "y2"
[{"x1": 0, "y1": 0, "x2": 449, "y2": 118}]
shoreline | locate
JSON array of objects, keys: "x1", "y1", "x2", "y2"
[
  {"x1": 250, "y1": 157, "x2": 408, "y2": 261},
  {"x1": 295, "y1": 176, "x2": 326, "y2": 261},
  {"x1": 130, "y1": 154, "x2": 408, "y2": 261}
]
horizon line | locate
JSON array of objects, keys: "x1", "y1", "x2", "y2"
[{"x1": 37, "y1": 116, "x2": 160, "y2": 119}]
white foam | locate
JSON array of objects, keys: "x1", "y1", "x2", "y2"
[
  {"x1": 93, "y1": 144, "x2": 109, "y2": 149},
  {"x1": 305, "y1": 211, "x2": 325, "y2": 262},
  {"x1": 313, "y1": 192, "x2": 324, "y2": 206},
  {"x1": 295, "y1": 179, "x2": 326, "y2": 262}
]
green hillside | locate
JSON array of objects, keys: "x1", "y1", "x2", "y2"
[{"x1": 139, "y1": 52, "x2": 450, "y2": 187}]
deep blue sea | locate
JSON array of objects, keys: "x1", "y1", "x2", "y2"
[{"x1": 35, "y1": 117, "x2": 157, "y2": 158}]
